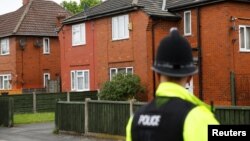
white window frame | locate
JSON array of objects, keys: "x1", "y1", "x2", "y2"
[
  {"x1": 71, "y1": 70, "x2": 90, "y2": 91},
  {"x1": 0, "y1": 38, "x2": 10, "y2": 55},
  {"x1": 112, "y1": 14, "x2": 129, "y2": 40},
  {"x1": 239, "y1": 25, "x2": 250, "y2": 52},
  {"x1": 109, "y1": 67, "x2": 133, "y2": 80},
  {"x1": 0, "y1": 74, "x2": 11, "y2": 90},
  {"x1": 43, "y1": 38, "x2": 50, "y2": 54},
  {"x1": 72, "y1": 23, "x2": 86, "y2": 46},
  {"x1": 184, "y1": 11, "x2": 192, "y2": 36},
  {"x1": 43, "y1": 73, "x2": 50, "y2": 88}
]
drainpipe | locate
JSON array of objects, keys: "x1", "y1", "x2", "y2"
[
  {"x1": 151, "y1": 19, "x2": 160, "y2": 98},
  {"x1": 197, "y1": 7, "x2": 203, "y2": 100}
]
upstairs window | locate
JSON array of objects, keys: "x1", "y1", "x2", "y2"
[
  {"x1": 71, "y1": 70, "x2": 89, "y2": 91},
  {"x1": 0, "y1": 74, "x2": 11, "y2": 90},
  {"x1": 0, "y1": 38, "x2": 10, "y2": 55},
  {"x1": 43, "y1": 38, "x2": 50, "y2": 54},
  {"x1": 110, "y1": 67, "x2": 133, "y2": 80},
  {"x1": 112, "y1": 15, "x2": 129, "y2": 40},
  {"x1": 184, "y1": 11, "x2": 191, "y2": 36},
  {"x1": 239, "y1": 25, "x2": 250, "y2": 52},
  {"x1": 72, "y1": 23, "x2": 86, "y2": 46}
]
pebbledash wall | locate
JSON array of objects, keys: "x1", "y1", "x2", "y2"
[{"x1": 60, "y1": 2, "x2": 250, "y2": 105}]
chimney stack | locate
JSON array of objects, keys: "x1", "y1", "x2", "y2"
[{"x1": 23, "y1": 0, "x2": 30, "y2": 5}]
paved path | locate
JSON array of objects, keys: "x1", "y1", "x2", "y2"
[{"x1": 0, "y1": 122, "x2": 120, "y2": 141}]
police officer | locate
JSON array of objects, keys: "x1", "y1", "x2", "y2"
[{"x1": 126, "y1": 29, "x2": 219, "y2": 141}]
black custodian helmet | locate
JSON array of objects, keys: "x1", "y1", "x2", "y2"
[{"x1": 152, "y1": 29, "x2": 198, "y2": 77}]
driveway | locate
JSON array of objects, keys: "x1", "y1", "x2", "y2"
[{"x1": 0, "y1": 122, "x2": 121, "y2": 141}]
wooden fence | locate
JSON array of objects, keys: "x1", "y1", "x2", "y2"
[
  {"x1": 0, "y1": 98, "x2": 14, "y2": 127},
  {"x1": 0, "y1": 91, "x2": 97, "y2": 113},
  {"x1": 55, "y1": 100, "x2": 250, "y2": 136}
]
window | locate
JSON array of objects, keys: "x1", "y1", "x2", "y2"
[
  {"x1": 239, "y1": 25, "x2": 250, "y2": 52},
  {"x1": 0, "y1": 38, "x2": 10, "y2": 55},
  {"x1": 43, "y1": 73, "x2": 50, "y2": 88},
  {"x1": 112, "y1": 15, "x2": 129, "y2": 40},
  {"x1": 0, "y1": 74, "x2": 11, "y2": 90},
  {"x1": 110, "y1": 67, "x2": 133, "y2": 80},
  {"x1": 71, "y1": 70, "x2": 89, "y2": 91},
  {"x1": 43, "y1": 38, "x2": 50, "y2": 54},
  {"x1": 184, "y1": 11, "x2": 191, "y2": 36},
  {"x1": 72, "y1": 23, "x2": 86, "y2": 46}
]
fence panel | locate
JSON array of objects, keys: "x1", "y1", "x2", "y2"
[
  {"x1": 70, "y1": 91, "x2": 98, "y2": 101},
  {"x1": 36, "y1": 93, "x2": 67, "y2": 112},
  {"x1": 56, "y1": 101, "x2": 85, "y2": 133},
  {"x1": 88, "y1": 101, "x2": 130, "y2": 136},
  {"x1": 215, "y1": 106, "x2": 250, "y2": 124},
  {"x1": 0, "y1": 98, "x2": 14, "y2": 127}
]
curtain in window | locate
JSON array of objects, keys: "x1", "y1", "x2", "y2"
[{"x1": 240, "y1": 27, "x2": 245, "y2": 49}]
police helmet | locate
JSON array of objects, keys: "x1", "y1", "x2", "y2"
[{"x1": 152, "y1": 29, "x2": 198, "y2": 77}]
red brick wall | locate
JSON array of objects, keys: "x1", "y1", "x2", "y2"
[
  {"x1": 94, "y1": 11, "x2": 150, "y2": 99},
  {"x1": 15, "y1": 36, "x2": 61, "y2": 89},
  {"x1": 60, "y1": 22, "x2": 95, "y2": 92},
  {"x1": 0, "y1": 36, "x2": 60, "y2": 92}
]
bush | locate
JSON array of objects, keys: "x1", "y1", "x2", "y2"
[{"x1": 98, "y1": 73, "x2": 145, "y2": 101}]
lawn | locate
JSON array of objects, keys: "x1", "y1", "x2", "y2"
[{"x1": 14, "y1": 112, "x2": 55, "y2": 124}]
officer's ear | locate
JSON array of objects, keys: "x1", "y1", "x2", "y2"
[{"x1": 186, "y1": 76, "x2": 192, "y2": 83}]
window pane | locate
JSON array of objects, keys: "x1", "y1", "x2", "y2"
[
  {"x1": 240, "y1": 27, "x2": 245, "y2": 49},
  {"x1": 112, "y1": 17, "x2": 118, "y2": 39},
  {"x1": 1, "y1": 39, "x2": 9, "y2": 55},
  {"x1": 118, "y1": 68, "x2": 126, "y2": 74},
  {"x1": 124, "y1": 15, "x2": 129, "y2": 38},
  {"x1": 185, "y1": 12, "x2": 191, "y2": 34},
  {"x1": 0, "y1": 76, "x2": 2, "y2": 89},
  {"x1": 110, "y1": 69, "x2": 117, "y2": 80},
  {"x1": 246, "y1": 27, "x2": 250, "y2": 49},
  {"x1": 77, "y1": 76, "x2": 84, "y2": 90},
  {"x1": 84, "y1": 71, "x2": 89, "y2": 90},
  {"x1": 73, "y1": 25, "x2": 80, "y2": 45},
  {"x1": 127, "y1": 68, "x2": 133, "y2": 74},
  {"x1": 118, "y1": 16, "x2": 125, "y2": 38},
  {"x1": 71, "y1": 71, "x2": 75, "y2": 90}
]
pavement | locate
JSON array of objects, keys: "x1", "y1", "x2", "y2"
[{"x1": 0, "y1": 122, "x2": 121, "y2": 141}]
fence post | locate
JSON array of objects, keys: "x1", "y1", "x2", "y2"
[
  {"x1": 67, "y1": 92, "x2": 70, "y2": 102},
  {"x1": 130, "y1": 99, "x2": 135, "y2": 116},
  {"x1": 33, "y1": 92, "x2": 37, "y2": 113},
  {"x1": 85, "y1": 98, "x2": 90, "y2": 134}
]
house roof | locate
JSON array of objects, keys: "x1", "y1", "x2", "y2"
[
  {"x1": 63, "y1": 0, "x2": 178, "y2": 25},
  {"x1": 0, "y1": 0, "x2": 72, "y2": 38},
  {"x1": 164, "y1": 0, "x2": 250, "y2": 11}
]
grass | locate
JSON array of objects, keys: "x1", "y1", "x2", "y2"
[{"x1": 14, "y1": 112, "x2": 55, "y2": 124}]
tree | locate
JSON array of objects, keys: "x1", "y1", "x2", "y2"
[
  {"x1": 61, "y1": 0, "x2": 101, "y2": 14},
  {"x1": 98, "y1": 73, "x2": 145, "y2": 101}
]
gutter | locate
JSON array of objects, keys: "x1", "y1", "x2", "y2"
[
  {"x1": 63, "y1": 6, "x2": 141, "y2": 25},
  {"x1": 167, "y1": 0, "x2": 225, "y2": 11}
]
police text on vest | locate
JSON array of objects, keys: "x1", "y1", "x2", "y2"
[{"x1": 138, "y1": 115, "x2": 161, "y2": 126}]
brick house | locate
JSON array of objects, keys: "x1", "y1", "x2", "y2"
[
  {"x1": 0, "y1": 0, "x2": 71, "y2": 94},
  {"x1": 59, "y1": 0, "x2": 250, "y2": 105}
]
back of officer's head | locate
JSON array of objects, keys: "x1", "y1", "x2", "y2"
[{"x1": 152, "y1": 29, "x2": 198, "y2": 79}]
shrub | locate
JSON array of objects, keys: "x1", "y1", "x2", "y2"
[{"x1": 98, "y1": 73, "x2": 145, "y2": 101}]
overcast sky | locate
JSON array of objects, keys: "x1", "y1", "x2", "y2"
[{"x1": 0, "y1": 0, "x2": 80, "y2": 15}]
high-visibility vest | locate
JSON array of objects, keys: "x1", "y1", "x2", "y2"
[{"x1": 131, "y1": 97, "x2": 195, "y2": 141}]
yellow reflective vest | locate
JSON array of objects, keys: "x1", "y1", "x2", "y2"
[{"x1": 126, "y1": 82, "x2": 219, "y2": 141}]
